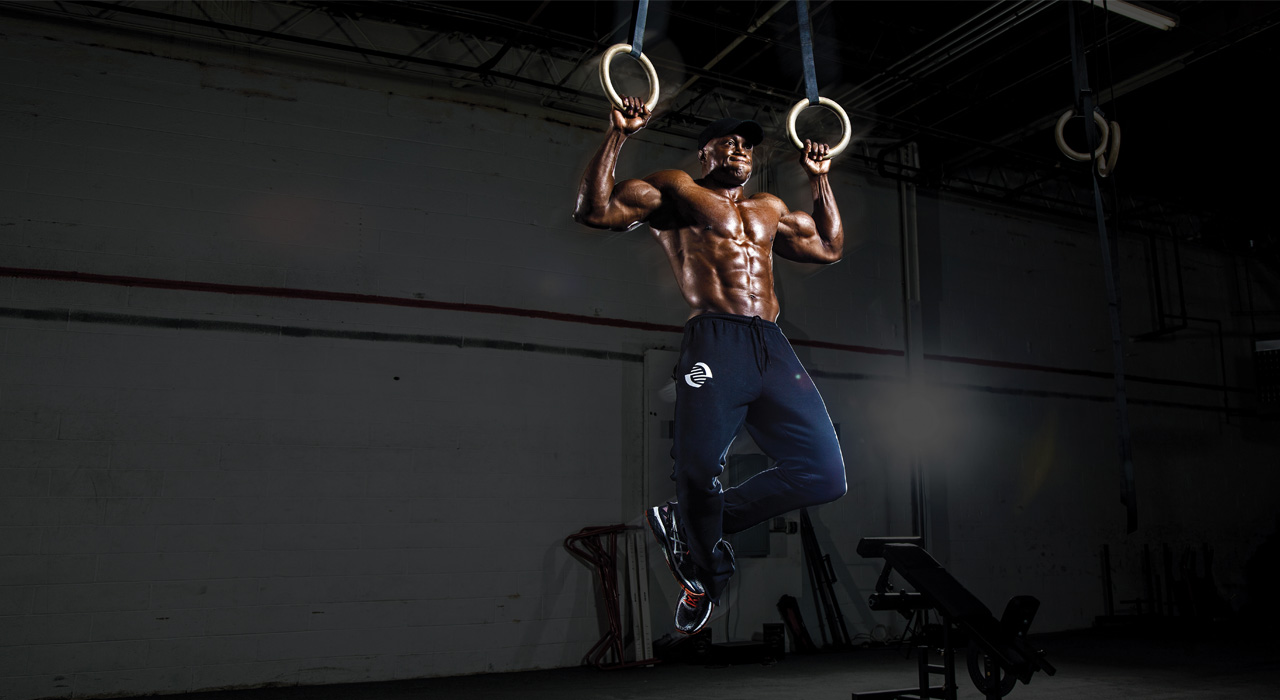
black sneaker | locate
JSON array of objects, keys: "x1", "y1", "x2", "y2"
[
  {"x1": 645, "y1": 502, "x2": 703, "y2": 595},
  {"x1": 674, "y1": 588, "x2": 713, "y2": 634}
]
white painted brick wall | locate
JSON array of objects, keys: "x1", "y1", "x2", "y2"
[
  {"x1": 915, "y1": 199, "x2": 1278, "y2": 631},
  {"x1": 1, "y1": 9, "x2": 1277, "y2": 700},
  {"x1": 0, "y1": 14, "x2": 643, "y2": 695}
]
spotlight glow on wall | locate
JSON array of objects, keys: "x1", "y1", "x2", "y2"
[{"x1": 879, "y1": 382, "x2": 960, "y2": 459}]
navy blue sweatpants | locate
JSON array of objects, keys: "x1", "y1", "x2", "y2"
[{"x1": 670, "y1": 313, "x2": 847, "y2": 602}]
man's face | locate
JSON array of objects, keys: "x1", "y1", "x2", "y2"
[{"x1": 699, "y1": 134, "x2": 754, "y2": 186}]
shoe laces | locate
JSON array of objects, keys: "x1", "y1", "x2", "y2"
[
  {"x1": 667, "y1": 506, "x2": 688, "y2": 554},
  {"x1": 681, "y1": 587, "x2": 706, "y2": 604},
  {"x1": 665, "y1": 504, "x2": 706, "y2": 596}
]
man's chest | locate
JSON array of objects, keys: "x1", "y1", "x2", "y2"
[{"x1": 671, "y1": 190, "x2": 778, "y2": 244}]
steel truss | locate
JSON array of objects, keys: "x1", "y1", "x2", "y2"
[{"x1": 6, "y1": 0, "x2": 1198, "y2": 238}]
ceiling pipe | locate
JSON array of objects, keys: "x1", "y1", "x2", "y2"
[
  {"x1": 841, "y1": 3, "x2": 1012, "y2": 99},
  {"x1": 884, "y1": 2, "x2": 1056, "y2": 120},
  {"x1": 669, "y1": 0, "x2": 790, "y2": 101},
  {"x1": 877, "y1": 3, "x2": 1054, "y2": 113},
  {"x1": 13, "y1": 0, "x2": 1211, "y2": 235},
  {"x1": 923, "y1": 21, "x2": 1144, "y2": 137},
  {"x1": 660, "y1": 1, "x2": 833, "y2": 126},
  {"x1": 1080, "y1": 0, "x2": 1178, "y2": 31},
  {"x1": 836, "y1": 3, "x2": 1033, "y2": 110},
  {"x1": 942, "y1": 5, "x2": 1280, "y2": 175}
]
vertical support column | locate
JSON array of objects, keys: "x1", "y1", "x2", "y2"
[
  {"x1": 899, "y1": 143, "x2": 927, "y2": 545},
  {"x1": 898, "y1": 143, "x2": 950, "y2": 566},
  {"x1": 900, "y1": 143, "x2": 924, "y2": 378}
]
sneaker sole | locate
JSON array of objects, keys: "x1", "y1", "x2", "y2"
[{"x1": 676, "y1": 598, "x2": 714, "y2": 635}]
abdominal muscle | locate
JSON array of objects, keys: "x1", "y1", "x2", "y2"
[{"x1": 656, "y1": 225, "x2": 780, "y2": 322}]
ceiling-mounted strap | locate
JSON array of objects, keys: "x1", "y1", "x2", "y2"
[
  {"x1": 795, "y1": 0, "x2": 819, "y2": 105},
  {"x1": 1069, "y1": 1, "x2": 1138, "y2": 534},
  {"x1": 630, "y1": 0, "x2": 649, "y2": 57}
]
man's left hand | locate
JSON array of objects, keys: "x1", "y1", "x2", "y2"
[{"x1": 800, "y1": 139, "x2": 831, "y2": 176}]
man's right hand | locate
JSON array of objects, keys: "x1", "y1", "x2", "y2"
[{"x1": 611, "y1": 95, "x2": 651, "y2": 136}]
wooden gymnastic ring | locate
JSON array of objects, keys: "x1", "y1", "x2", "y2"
[
  {"x1": 598, "y1": 43, "x2": 660, "y2": 112},
  {"x1": 1096, "y1": 120, "x2": 1121, "y2": 177},
  {"x1": 787, "y1": 96, "x2": 852, "y2": 160},
  {"x1": 1055, "y1": 108, "x2": 1110, "y2": 162}
]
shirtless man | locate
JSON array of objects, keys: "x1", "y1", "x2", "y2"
[{"x1": 573, "y1": 96, "x2": 848, "y2": 635}]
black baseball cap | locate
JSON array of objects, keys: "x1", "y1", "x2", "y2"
[{"x1": 697, "y1": 117, "x2": 764, "y2": 150}]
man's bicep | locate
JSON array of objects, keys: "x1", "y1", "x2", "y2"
[
  {"x1": 777, "y1": 208, "x2": 816, "y2": 242},
  {"x1": 775, "y1": 210, "x2": 827, "y2": 261},
  {"x1": 608, "y1": 178, "x2": 663, "y2": 228}
]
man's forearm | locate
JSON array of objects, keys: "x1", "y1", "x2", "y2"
[
  {"x1": 810, "y1": 174, "x2": 844, "y2": 254},
  {"x1": 574, "y1": 128, "x2": 628, "y2": 225}
]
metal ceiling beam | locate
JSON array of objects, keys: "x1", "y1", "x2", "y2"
[
  {"x1": 669, "y1": 0, "x2": 790, "y2": 102},
  {"x1": 56, "y1": 1, "x2": 602, "y2": 100},
  {"x1": 922, "y1": 21, "x2": 1144, "y2": 142},
  {"x1": 0, "y1": 0, "x2": 1207, "y2": 239},
  {"x1": 942, "y1": 4, "x2": 1280, "y2": 174},
  {"x1": 834, "y1": 3, "x2": 1041, "y2": 110}
]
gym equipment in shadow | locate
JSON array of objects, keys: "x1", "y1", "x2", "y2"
[{"x1": 852, "y1": 536, "x2": 1055, "y2": 700}]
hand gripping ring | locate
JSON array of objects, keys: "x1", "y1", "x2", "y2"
[
  {"x1": 1055, "y1": 108, "x2": 1110, "y2": 162},
  {"x1": 787, "y1": 97, "x2": 852, "y2": 160},
  {"x1": 598, "y1": 43, "x2": 660, "y2": 113}
]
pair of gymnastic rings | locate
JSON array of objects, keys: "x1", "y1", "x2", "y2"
[
  {"x1": 1055, "y1": 107, "x2": 1120, "y2": 177},
  {"x1": 596, "y1": 43, "x2": 852, "y2": 161},
  {"x1": 597, "y1": 16, "x2": 1117, "y2": 175}
]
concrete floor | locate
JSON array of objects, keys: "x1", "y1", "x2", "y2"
[{"x1": 111, "y1": 623, "x2": 1278, "y2": 700}]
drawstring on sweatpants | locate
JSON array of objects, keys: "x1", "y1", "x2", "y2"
[{"x1": 748, "y1": 315, "x2": 770, "y2": 373}]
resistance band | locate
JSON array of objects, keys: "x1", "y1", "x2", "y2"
[{"x1": 1068, "y1": 3, "x2": 1138, "y2": 533}]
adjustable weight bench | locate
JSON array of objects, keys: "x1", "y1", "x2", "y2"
[{"x1": 853, "y1": 537, "x2": 1055, "y2": 700}]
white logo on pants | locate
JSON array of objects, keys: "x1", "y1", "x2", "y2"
[{"x1": 684, "y1": 362, "x2": 713, "y2": 388}]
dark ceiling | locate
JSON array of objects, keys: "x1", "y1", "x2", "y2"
[
  {"x1": 10, "y1": 1, "x2": 1280, "y2": 252},
  {"x1": 328, "y1": 0, "x2": 1280, "y2": 252}
]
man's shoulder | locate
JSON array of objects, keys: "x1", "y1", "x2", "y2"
[
  {"x1": 643, "y1": 169, "x2": 696, "y2": 188},
  {"x1": 748, "y1": 191, "x2": 788, "y2": 211}
]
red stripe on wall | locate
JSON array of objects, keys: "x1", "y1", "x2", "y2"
[
  {"x1": 1, "y1": 266, "x2": 1240, "y2": 394},
  {"x1": 2, "y1": 266, "x2": 686, "y2": 333},
  {"x1": 924, "y1": 352, "x2": 1241, "y2": 394},
  {"x1": 0, "y1": 266, "x2": 901, "y2": 356}
]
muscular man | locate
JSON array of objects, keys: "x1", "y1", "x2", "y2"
[{"x1": 574, "y1": 96, "x2": 848, "y2": 635}]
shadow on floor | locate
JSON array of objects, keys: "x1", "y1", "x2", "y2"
[{"x1": 105, "y1": 621, "x2": 1280, "y2": 700}]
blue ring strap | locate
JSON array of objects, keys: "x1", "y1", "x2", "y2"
[
  {"x1": 796, "y1": 0, "x2": 820, "y2": 105},
  {"x1": 631, "y1": 0, "x2": 648, "y2": 57}
]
